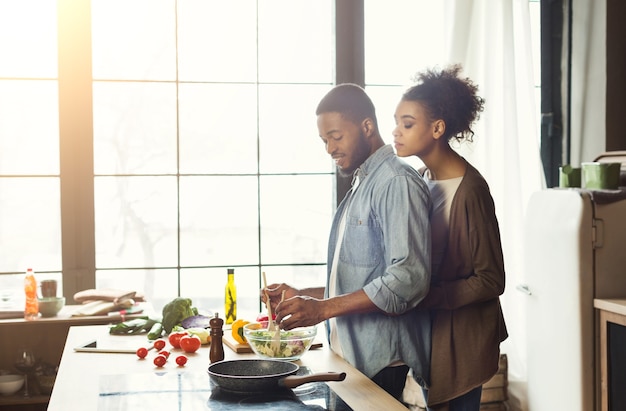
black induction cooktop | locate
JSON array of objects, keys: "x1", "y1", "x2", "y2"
[{"x1": 98, "y1": 368, "x2": 352, "y2": 410}]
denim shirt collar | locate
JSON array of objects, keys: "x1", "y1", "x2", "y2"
[{"x1": 353, "y1": 144, "x2": 394, "y2": 185}]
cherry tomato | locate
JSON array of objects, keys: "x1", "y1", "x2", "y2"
[
  {"x1": 153, "y1": 354, "x2": 167, "y2": 368},
  {"x1": 168, "y1": 331, "x2": 188, "y2": 349},
  {"x1": 179, "y1": 334, "x2": 202, "y2": 353},
  {"x1": 136, "y1": 347, "x2": 149, "y2": 359},
  {"x1": 175, "y1": 355, "x2": 188, "y2": 366},
  {"x1": 153, "y1": 339, "x2": 166, "y2": 351},
  {"x1": 158, "y1": 350, "x2": 170, "y2": 358}
]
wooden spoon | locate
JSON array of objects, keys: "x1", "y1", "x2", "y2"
[
  {"x1": 262, "y1": 272, "x2": 275, "y2": 331},
  {"x1": 271, "y1": 290, "x2": 286, "y2": 354}
]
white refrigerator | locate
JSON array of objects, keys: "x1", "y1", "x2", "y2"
[{"x1": 522, "y1": 188, "x2": 626, "y2": 411}]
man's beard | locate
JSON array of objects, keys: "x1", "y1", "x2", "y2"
[
  {"x1": 335, "y1": 130, "x2": 370, "y2": 179},
  {"x1": 337, "y1": 167, "x2": 352, "y2": 179}
]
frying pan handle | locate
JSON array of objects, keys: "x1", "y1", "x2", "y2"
[{"x1": 279, "y1": 372, "x2": 347, "y2": 389}]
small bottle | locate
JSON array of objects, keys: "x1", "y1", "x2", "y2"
[
  {"x1": 209, "y1": 312, "x2": 224, "y2": 363},
  {"x1": 224, "y1": 268, "x2": 237, "y2": 325},
  {"x1": 24, "y1": 268, "x2": 39, "y2": 320}
]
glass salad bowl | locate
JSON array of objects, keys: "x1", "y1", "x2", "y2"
[{"x1": 243, "y1": 322, "x2": 317, "y2": 361}]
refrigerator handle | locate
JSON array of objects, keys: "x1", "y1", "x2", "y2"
[
  {"x1": 516, "y1": 284, "x2": 532, "y2": 295},
  {"x1": 593, "y1": 218, "x2": 604, "y2": 249}
]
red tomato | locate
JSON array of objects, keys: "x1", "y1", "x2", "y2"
[
  {"x1": 256, "y1": 313, "x2": 276, "y2": 328},
  {"x1": 179, "y1": 334, "x2": 201, "y2": 353},
  {"x1": 256, "y1": 313, "x2": 276, "y2": 322},
  {"x1": 168, "y1": 331, "x2": 188, "y2": 349},
  {"x1": 136, "y1": 347, "x2": 149, "y2": 359},
  {"x1": 153, "y1": 339, "x2": 166, "y2": 351},
  {"x1": 158, "y1": 350, "x2": 170, "y2": 358},
  {"x1": 153, "y1": 354, "x2": 167, "y2": 367},
  {"x1": 175, "y1": 355, "x2": 188, "y2": 366}
]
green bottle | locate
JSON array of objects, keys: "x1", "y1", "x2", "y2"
[{"x1": 224, "y1": 268, "x2": 237, "y2": 324}]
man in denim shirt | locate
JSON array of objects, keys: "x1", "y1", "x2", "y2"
[{"x1": 267, "y1": 84, "x2": 432, "y2": 401}]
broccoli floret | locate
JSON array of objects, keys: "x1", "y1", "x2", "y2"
[{"x1": 161, "y1": 297, "x2": 196, "y2": 334}]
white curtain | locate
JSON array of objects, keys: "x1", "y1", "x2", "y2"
[{"x1": 443, "y1": 1, "x2": 546, "y2": 410}]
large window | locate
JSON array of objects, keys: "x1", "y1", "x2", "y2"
[
  {"x1": 0, "y1": 0, "x2": 334, "y2": 315},
  {"x1": 0, "y1": 1, "x2": 61, "y2": 307},
  {"x1": 90, "y1": 0, "x2": 334, "y2": 314},
  {"x1": 0, "y1": 0, "x2": 541, "y2": 316}
]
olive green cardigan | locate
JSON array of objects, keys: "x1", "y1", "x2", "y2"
[{"x1": 418, "y1": 161, "x2": 508, "y2": 407}]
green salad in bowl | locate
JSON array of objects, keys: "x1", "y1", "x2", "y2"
[{"x1": 243, "y1": 322, "x2": 317, "y2": 361}]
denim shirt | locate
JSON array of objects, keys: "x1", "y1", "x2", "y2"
[{"x1": 325, "y1": 144, "x2": 432, "y2": 386}]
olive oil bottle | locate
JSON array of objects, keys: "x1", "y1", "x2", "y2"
[{"x1": 224, "y1": 268, "x2": 237, "y2": 324}]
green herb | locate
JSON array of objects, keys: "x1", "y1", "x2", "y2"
[{"x1": 109, "y1": 318, "x2": 157, "y2": 335}]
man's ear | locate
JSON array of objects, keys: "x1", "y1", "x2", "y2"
[
  {"x1": 361, "y1": 118, "x2": 375, "y2": 138},
  {"x1": 432, "y1": 119, "x2": 446, "y2": 140}
]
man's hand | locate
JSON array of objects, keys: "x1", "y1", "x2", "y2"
[
  {"x1": 274, "y1": 295, "x2": 327, "y2": 330},
  {"x1": 274, "y1": 289, "x2": 380, "y2": 330},
  {"x1": 261, "y1": 283, "x2": 299, "y2": 311}
]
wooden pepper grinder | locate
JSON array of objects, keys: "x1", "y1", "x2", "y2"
[{"x1": 209, "y1": 312, "x2": 224, "y2": 363}]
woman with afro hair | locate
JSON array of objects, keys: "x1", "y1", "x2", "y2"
[{"x1": 393, "y1": 65, "x2": 508, "y2": 411}]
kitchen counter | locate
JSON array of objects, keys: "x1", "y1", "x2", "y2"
[
  {"x1": 47, "y1": 324, "x2": 409, "y2": 411},
  {"x1": 593, "y1": 298, "x2": 626, "y2": 316}
]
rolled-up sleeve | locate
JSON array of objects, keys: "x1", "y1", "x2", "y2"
[{"x1": 364, "y1": 175, "x2": 431, "y2": 313}]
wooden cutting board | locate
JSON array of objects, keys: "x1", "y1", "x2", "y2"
[
  {"x1": 223, "y1": 332, "x2": 253, "y2": 353},
  {"x1": 222, "y1": 331, "x2": 324, "y2": 354}
]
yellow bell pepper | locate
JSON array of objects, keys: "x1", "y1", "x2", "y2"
[{"x1": 231, "y1": 319, "x2": 250, "y2": 344}]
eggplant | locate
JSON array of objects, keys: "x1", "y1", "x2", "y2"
[{"x1": 181, "y1": 314, "x2": 212, "y2": 329}]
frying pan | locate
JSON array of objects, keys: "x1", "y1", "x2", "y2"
[{"x1": 207, "y1": 359, "x2": 346, "y2": 393}]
